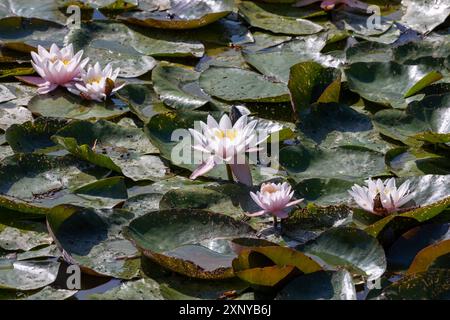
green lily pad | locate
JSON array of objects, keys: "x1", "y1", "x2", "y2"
[
  {"x1": 64, "y1": 0, "x2": 138, "y2": 10},
  {"x1": 297, "y1": 103, "x2": 391, "y2": 152},
  {"x1": 16, "y1": 244, "x2": 61, "y2": 261},
  {"x1": 279, "y1": 144, "x2": 387, "y2": 182},
  {"x1": 0, "y1": 220, "x2": 52, "y2": 251},
  {"x1": 66, "y1": 22, "x2": 157, "y2": 78},
  {"x1": 27, "y1": 90, "x2": 130, "y2": 120},
  {"x1": 52, "y1": 119, "x2": 167, "y2": 182},
  {"x1": 152, "y1": 62, "x2": 209, "y2": 110},
  {"x1": 72, "y1": 176, "x2": 128, "y2": 209},
  {"x1": 0, "y1": 259, "x2": 60, "y2": 290},
  {"x1": 385, "y1": 147, "x2": 450, "y2": 176},
  {"x1": 300, "y1": 226, "x2": 387, "y2": 281},
  {"x1": 22, "y1": 286, "x2": 77, "y2": 300},
  {"x1": 124, "y1": 209, "x2": 256, "y2": 279},
  {"x1": 0, "y1": 17, "x2": 67, "y2": 52},
  {"x1": 0, "y1": 153, "x2": 110, "y2": 208},
  {"x1": 288, "y1": 62, "x2": 341, "y2": 113},
  {"x1": 373, "y1": 94, "x2": 450, "y2": 145},
  {"x1": 68, "y1": 21, "x2": 204, "y2": 60},
  {"x1": 378, "y1": 268, "x2": 450, "y2": 300},
  {"x1": 293, "y1": 178, "x2": 355, "y2": 205},
  {"x1": 400, "y1": 0, "x2": 450, "y2": 34},
  {"x1": 238, "y1": 1, "x2": 323, "y2": 35},
  {"x1": 0, "y1": 102, "x2": 33, "y2": 131},
  {"x1": 87, "y1": 278, "x2": 167, "y2": 300},
  {"x1": 365, "y1": 197, "x2": 450, "y2": 246},
  {"x1": 116, "y1": 83, "x2": 169, "y2": 123},
  {"x1": 6, "y1": 117, "x2": 68, "y2": 153},
  {"x1": 0, "y1": 85, "x2": 15, "y2": 104},
  {"x1": 282, "y1": 204, "x2": 354, "y2": 243},
  {"x1": 47, "y1": 205, "x2": 141, "y2": 279},
  {"x1": 345, "y1": 62, "x2": 442, "y2": 109},
  {"x1": 118, "y1": 0, "x2": 234, "y2": 29},
  {"x1": 0, "y1": 1, "x2": 67, "y2": 25},
  {"x1": 275, "y1": 270, "x2": 357, "y2": 300},
  {"x1": 199, "y1": 67, "x2": 290, "y2": 103}
]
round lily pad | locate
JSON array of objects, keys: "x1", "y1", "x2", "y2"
[{"x1": 124, "y1": 209, "x2": 256, "y2": 279}]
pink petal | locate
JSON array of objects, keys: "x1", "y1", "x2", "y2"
[
  {"x1": 285, "y1": 199, "x2": 304, "y2": 208},
  {"x1": 245, "y1": 210, "x2": 267, "y2": 217},
  {"x1": 16, "y1": 76, "x2": 47, "y2": 87},
  {"x1": 229, "y1": 163, "x2": 252, "y2": 186},
  {"x1": 37, "y1": 82, "x2": 58, "y2": 94},
  {"x1": 190, "y1": 156, "x2": 216, "y2": 180}
]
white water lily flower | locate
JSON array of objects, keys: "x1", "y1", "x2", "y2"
[
  {"x1": 188, "y1": 114, "x2": 265, "y2": 186},
  {"x1": 348, "y1": 178, "x2": 413, "y2": 215},
  {"x1": 68, "y1": 62, "x2": 125, "y2": 102},
  {"x1": 30, "y1": 44, "x2": 89, "y2": 94},
  {"x1": 247, "y1": 182, "x2": 303, "y2": 219}
]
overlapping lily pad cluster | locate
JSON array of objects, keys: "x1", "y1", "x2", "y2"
[{"x1": 0, "y1": 0, "x2": 449, "y2": 300}]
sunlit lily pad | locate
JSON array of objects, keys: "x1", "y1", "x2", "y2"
[
  {"x1": 373, "y1": 94, "x2": 450, "y2": 145},
  {"x1": 0, "y1": 18, "x2": 67, "y2": 52},
  {"x1": 300, "y1": 226, "x2": 387, "y2": 281},
  {"x1": 0, "y1": 102, "x2": 33, "y2": 131},
  {"x1": 27, "y1": 90, "x2": 130, "y2": 120},
  {"x1": 400, "y1": 0, "x2": 450, "y2": 34},
  {"x1": 345, "y1": 62, "x2": 443, "y2": 109},
  {"x1": 238, "y1": 1, "x2": 323, "y2": 35},
  {"x1": 119, "y1": 0, "x2": 234, "y2": 29},
  {"x1": 0, "y1": 1, "x2": 67, "y2": 25},
  {"x1": 52, "y1": 119, "x2": 167, "y2": 182},
  {"x1": 0, "y1": 153, "x2": 110, "y2": 208},
  {"x1": 66, "y1": 22, "x2": 157, "y2": 78},
  {"x1": 0, "y1": 220, "x2": 52, "y2": 251},
  {"x1": 47, "y1": 205, "x2": 141, "y2": 279},
  {"x1": 0, "y1": 259, "x2": 60, "y2": 290},
  {"x1": 152, "y1": 62, "x2": 210, "y2": 110},
  {"x1": 124, "y1": 209, "x2": 256, "y2": 279}
]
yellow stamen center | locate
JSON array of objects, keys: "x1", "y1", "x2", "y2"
[
  {"x1": 261, "y1": 184, "x2": 278, "y2": 194},
  {"x1": 214, "y1": 129, "x2": 238, "y2": 141}
]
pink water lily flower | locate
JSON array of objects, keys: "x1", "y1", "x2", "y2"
[
  {"x1": 247, "y1": 182, "x2": 304, "y2": 221},
  {"x1": 348, "y1": 178, "x2": 414, "y2": 216},
  {"x1": 188, "y1": 114, "x2": 264, "y2": 186},
  {"x1": 294, "y1": 0, "x2": 369, "y2": 11},
  {"x1": 28, "y1": 44, "x2": 89, "y2": 94},
  {"x1": 68, "y1": 62, "x2": 125, "y2": 102}
]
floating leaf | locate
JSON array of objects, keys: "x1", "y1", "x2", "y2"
[
  {"x1": 119, "y1": 0, "x2": 234, "y2": 29},
  {"x1": 124, "y1": 209, "x2": 256, "y2": 279},
  {"x1": 199, "y1": 67, "x2": 290, "y2": 103},
  {"x1": 0, "y1": 154, "x2": 110, "y2": 208},
  {"x1": 345, "y1": 62, "x2": 442, "y2": 109},
  {"x1": 52, "y1": 120, "x2": 167, "y2": 182},
  {"x1": 275, "y1": 270, "x2": 357, "y2": 300},
  {"x1": 0, "y1": 259, "x2": 60, "y2": 290},
  {"x1": 27, "y1": 90, "x2": 130, "y2": 120},
  {"x1": 47, "y1": 205, "x2": 141, "y2": 279},
  {"x1": 0, "y1": 220, "x2": 52, "y2": 251},
  {"x1": 152, "y1": 62, "x2": 209, "y2": 110},
  {"x1": 288, "y1": 62, "x2": 341, "y2": 113},
  {"x1": 0, "y1": 102, "x2": 33, "y2": 131},
  {"x1": 279, "y1": 144, "x2": 387, "y2": 182},
  {"x1": 400, "y1": 0, "x2": 450, "y2": 34},
  {"x1": 238, "y1": 1, "x2": 323, "y2": 35},
  {"x1": 407, "y1": 238, "x2": 450, "y2": 275},
  {"x1": 301, "y1": 226, "x2": 387, "y2": 281},
  {"x1": 6, "y1": 117, "x2": 68, "y2": 153}
]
